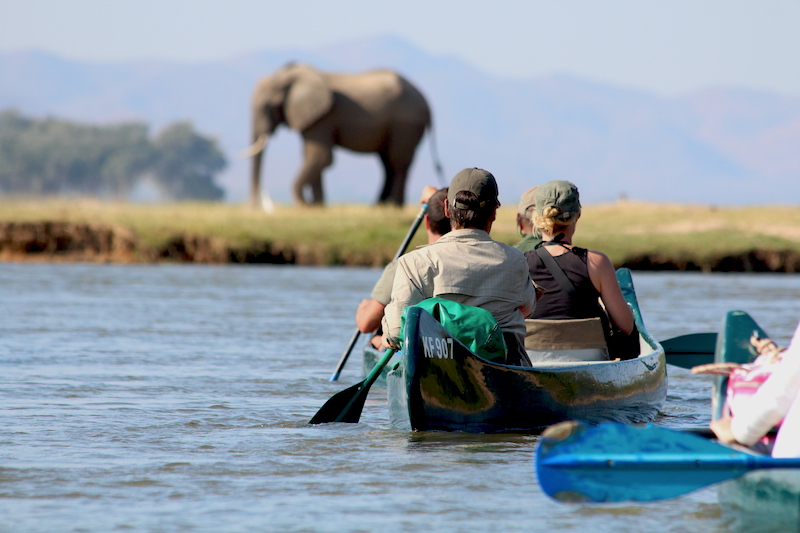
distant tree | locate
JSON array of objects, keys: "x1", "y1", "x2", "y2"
[
  {"x1": 0, "y1": 110, "x2": 154, "y2": 196},
  {"x1": 150, "y1": 122, "x2": 226, "y2": 201},
  {"x1": 0, "y1": 110, "x2": 227, "y2": 201}
]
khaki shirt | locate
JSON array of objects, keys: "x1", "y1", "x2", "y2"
[
  {"x1": 382, "y1": 228, "x2": 537, "y2": 346},
  {"x1": 370, "y1": 259, "x2": 397, "y2": 306}
]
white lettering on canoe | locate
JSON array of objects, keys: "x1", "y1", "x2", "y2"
[{"x1": 422, "y1": 336, "x2": 454, "y2": 359}]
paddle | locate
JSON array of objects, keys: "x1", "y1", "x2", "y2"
[
  {"x1": 661, "y1": 332, "x2": 717, "y2": 369},
  {"x1": 311, "y1": 349, "x2": 397, "y2": 424},
  {"x1": 328, "y1": 201, "x2": 429, "y2": 382},
  {"x1": 535, "y1": 420, "x2": 800, "y2": 503}
]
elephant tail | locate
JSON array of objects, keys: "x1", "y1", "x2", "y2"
[{"x1": 426, "y1": 121, "x2": 446, "y2": 186}]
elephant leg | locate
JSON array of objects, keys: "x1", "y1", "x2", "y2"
[
  {"x1": 378, "y1": 125, "x2": 425, "y2": 206},
  {"x1": 378, "y1": 153, "x2": 395, "y2": 203},
  {"x1": 294, "y1": 140, "x2": 333, "y2": 205},
  {"x1": 378, "y1": 152, "x2": 407, "y2": 206}
]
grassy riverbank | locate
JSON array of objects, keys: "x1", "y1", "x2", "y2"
[{"x1": 2, "y1": 198, "x2": 800, "y2": 269}]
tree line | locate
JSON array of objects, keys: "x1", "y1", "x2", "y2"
[{"x1": 0, "y1": 110, "x2": 227, "y2": 200}]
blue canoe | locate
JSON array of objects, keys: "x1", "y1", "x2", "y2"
[{"x1": 384, "y1": 268, "x2": 667, "y2": 433}]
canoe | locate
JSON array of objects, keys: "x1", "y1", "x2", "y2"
[
  {"x1": 384, "y1": 268, "x2": 667, "y2": 433},
  {"x1": 532, "y1": 311, "x2": 797, "y2": 505},
  {"x1": 534, "y1": 419, "x2": 800, "y2": 504},
  {"x1": 710, "y1": 310, "x2": 800, "y2": 526}
]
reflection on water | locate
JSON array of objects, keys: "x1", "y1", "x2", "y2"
[{"x1": 2, "y1": 264, "x2": 800, "y2": 532}]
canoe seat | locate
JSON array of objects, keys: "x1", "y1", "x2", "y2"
[{"x1": 524, "y1": 318, "x2": 609, "y2": 363}]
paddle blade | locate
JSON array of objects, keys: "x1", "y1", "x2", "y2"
[
  {"x1": 535, "y1": 421, "x2": 800, "y2": 503},
  {"x1": 309, "y1": 381, "x2": 369, "y2": 425},
  {"x1": 662, "y1": 332, "x2": 717, "y2": 369},
  {"x1": 311, "y1": 349, "x2": 397, "y2": 425}
]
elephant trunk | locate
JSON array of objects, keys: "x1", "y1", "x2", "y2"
[{"x1": 241, "y1": 133, "x2": 269, "y2": 209}]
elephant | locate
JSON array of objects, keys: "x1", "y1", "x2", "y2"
[{"x1": 242, "y1": 62, "x2": 442, "y2": 208}]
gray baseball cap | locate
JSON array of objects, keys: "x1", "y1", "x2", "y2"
[{"x1": 448, "y1": 168, "x2": 499, "y2": 209}]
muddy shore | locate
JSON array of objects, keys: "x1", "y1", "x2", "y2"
[{"x1": 2, "y1": 221, "x2": 800, "y2": 273}]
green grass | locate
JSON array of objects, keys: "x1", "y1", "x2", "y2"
[{"x1": 2, "y1": 197, "x2": 800, "y2": 266}]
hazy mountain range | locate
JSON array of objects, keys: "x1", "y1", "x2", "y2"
[{"x1": 2, "y1": 35, "x2": 799, "y2": 206}]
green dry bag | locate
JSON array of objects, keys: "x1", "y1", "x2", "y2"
[{"x1": 401, "y1": 297, "x2": 507, "y2": 363}]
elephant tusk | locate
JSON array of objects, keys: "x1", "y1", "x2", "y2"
[
  {"x1": 260, "y1": 188, "x2": 275, "y2": 214},
  {"x1": 240, "y1": 133, "x2": 268, "y2": 158}
]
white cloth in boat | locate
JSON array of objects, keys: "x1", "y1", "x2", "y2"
[
  {"x1": 731, "y1": 320, "x2": 800, "y2": 458},
  {"x1": 382, "y1": 228, "x2": 537, "y2": 348}
]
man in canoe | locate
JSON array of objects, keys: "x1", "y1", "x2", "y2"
[
  {"x1": 355, "y1": 186, "x2": 450, "y2": 348},
  {"x1": 381, "y1": 167, "x2": 541, "y2": 366},
  {"x1": 513, "y1": 186, "x2": 542, "y2": 253}
]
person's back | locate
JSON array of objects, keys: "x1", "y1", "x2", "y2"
[
  {"x1": 523, "y1": 180, "x2": 636, "y2": 357},
  {"x1": 392, "y1": 227, "x2": 532, "y2": 336},
  {"x1": 382, "y1": 167, "x2": 539, "y2": 366},
  {"x1": 526, "y1": 245, "x2": 603, "y2": 320}
]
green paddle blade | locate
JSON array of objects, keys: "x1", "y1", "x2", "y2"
[
  {"x1": 662, "y1": 332, "x2": 717, "y2": 369},
  {"x1": 311, "y1": 349, "x2": 396, "y2": 425},
  {"x1": 535, "y1": 421, "x2": 800, "y2": 503}
]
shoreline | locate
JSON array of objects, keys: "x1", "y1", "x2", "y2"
[{"x1": 3, "y1": 220, "x2": 800, "y2": 272}]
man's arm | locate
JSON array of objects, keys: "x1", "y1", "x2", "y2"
[
  {"x1": 354, "y1": 260, "x2": 397, "y2": 333},
  {"x1": 517, "y1": 266, "x2": 541, "y2": 318},
  {"x1": 381, "y1": 256, "x2": 428, "y2": 348},
  {"x1": 356, "y1": 299, "x2": 386, "y2": 333}
]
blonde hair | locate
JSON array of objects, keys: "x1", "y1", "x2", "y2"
[{"x1": 534, "y1": 206, "x2": 580, "y2": 235}]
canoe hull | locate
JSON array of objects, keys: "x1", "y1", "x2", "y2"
[{"x1": 387, "y1": 268, "x2": 667, "y2": 433}]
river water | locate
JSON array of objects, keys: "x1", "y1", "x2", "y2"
[{"x1": 3, "y1": 263, "x2": 800, "y2": 532}]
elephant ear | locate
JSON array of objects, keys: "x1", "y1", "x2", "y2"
[{"x1": 285, "y1": 65, "x2": 333, "y2": 132}]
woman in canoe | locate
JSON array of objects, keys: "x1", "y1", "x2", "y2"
[
  {"x1": 711, "y1": 321, "x2": 800, "y2": 458},
  {"x1": 523, "y1": 180, "x2": 638, "y2": 359}
]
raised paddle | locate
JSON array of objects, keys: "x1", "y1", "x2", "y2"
[
  {"x1": 311, "y1": 349, "x2": 397, "y2": 424},
  {"x1": 328, "y1": 200, "x2": 430, "y2": 382},
  {"x1": 535, "y1": 420, "x2": 800, "y2": 503},
  {"x1": 661, "y1": 332, "x2": 717, "y2": 369}
]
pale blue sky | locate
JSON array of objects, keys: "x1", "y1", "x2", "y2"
[{"x1": 1, "y1": 0, "x2": 799, "y2": 96}]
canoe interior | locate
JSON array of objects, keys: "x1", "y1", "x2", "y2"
[
  {"x1": 387, "y1": 268, "x2": 667, "y2": 433},
  {"x1": 711, "y1": 310, "x2": 768, "y2": 421}
]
